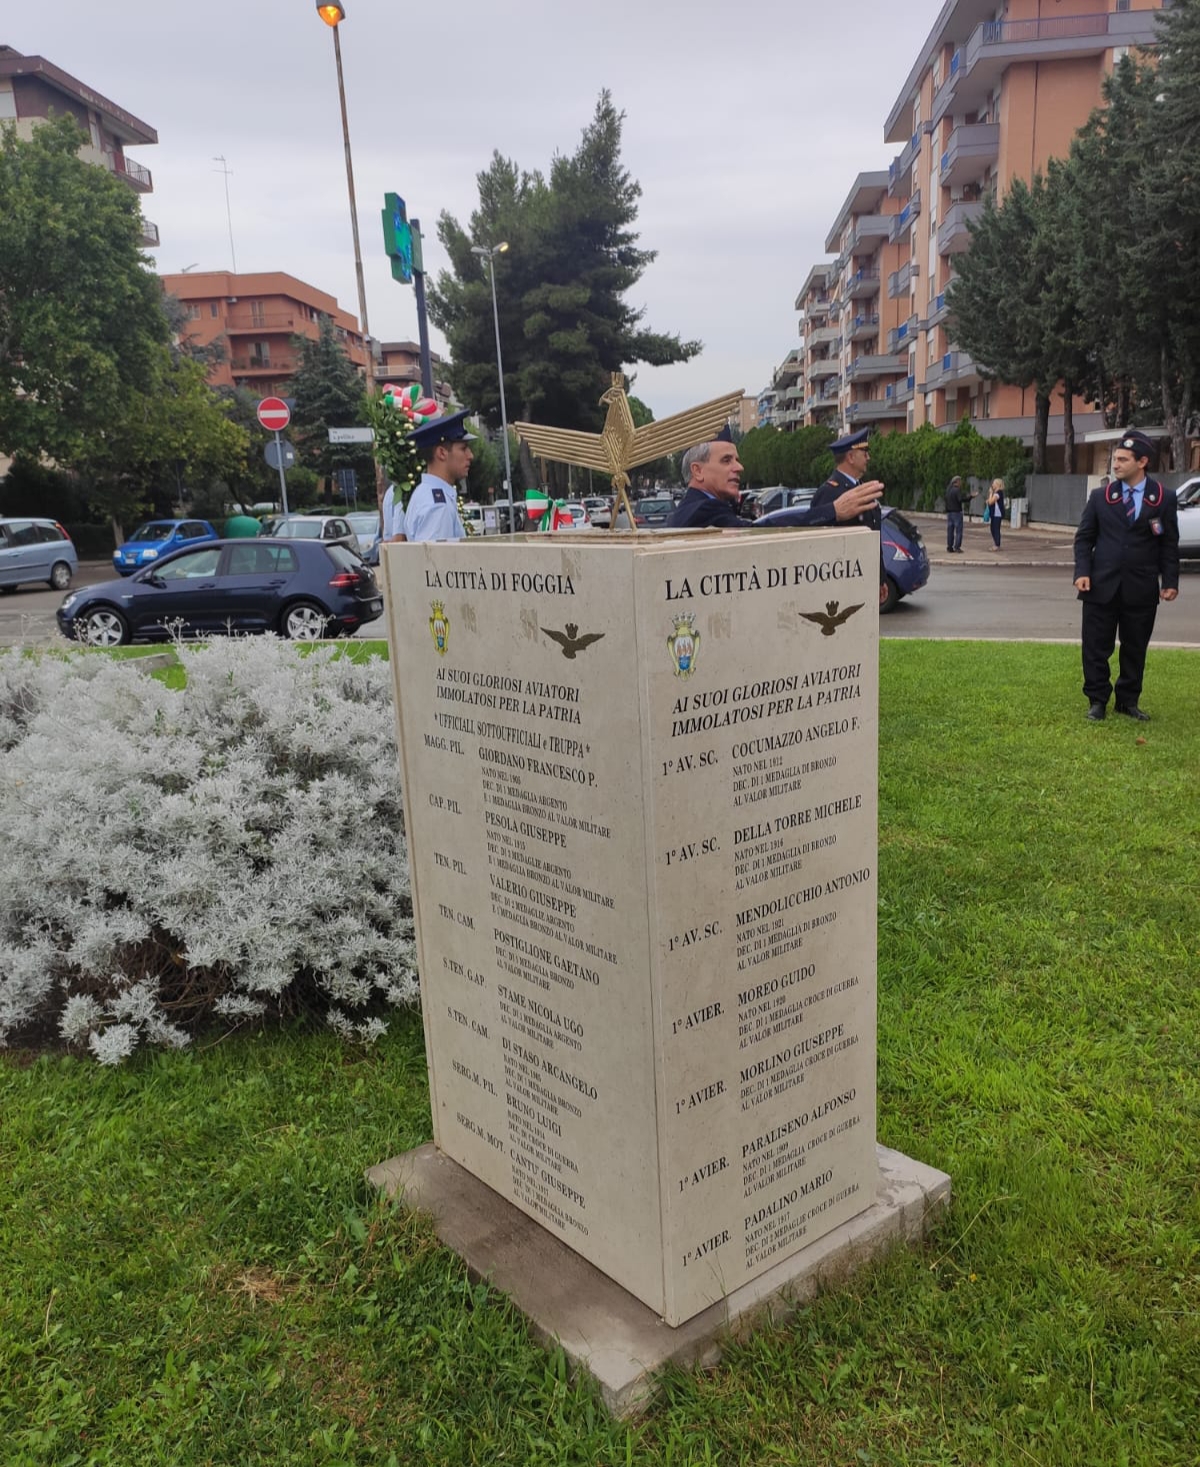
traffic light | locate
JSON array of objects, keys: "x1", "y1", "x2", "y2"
[{"x1": 382, "y1": 192, "x2": 413, "y2": 284}]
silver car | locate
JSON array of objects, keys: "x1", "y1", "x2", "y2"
[
  {"x1": 263, "y1": 514, "x2": 360, "y2": 555},
  {"x1": 0, "y1": 517, "x2": 78, "y2": 592},
  {"x1": 1176, "y1": 476, "x2": 1200, "y2": 560}
]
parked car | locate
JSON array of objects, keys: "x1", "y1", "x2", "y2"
[
  {"x1": 263, "y1": 514, "x2": 360, "y2": 554},
  {"x1": 583, "y1": 496, "x2": 611, "y2": 527},
  {"x1": 57, "y1": 538, "x2": 383, "y2": 646},
  {"x1": 346, "y1": 510, "x2": 383, "y2": 558},
  {"x1": 0, "y1": 517, "x2": 78, "y2": 592},
  {"x1": 633, "y1": 495, "x2": 677, "y2": 528},
  {"x1": 1175, "y1": 476, "x2": 1200, "y2": 559},
  {"x1": 755, "y1": 503, "x2": 930, "y2": 613},
  {"x1": 113, "y1": 519, "x2": 218, "y2": 576},
  {"x1": 755, "y1": 487, "x2": 816, "y2": 517}
]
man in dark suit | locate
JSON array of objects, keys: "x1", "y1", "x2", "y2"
[
  {"x1": 808, "y1": 429, "x2": 888, "y2": 605},
  {"x1": 944, "y1": 476, "x2": 966, "y2": 552},
  {"x1": 1073, "y1": 429, "x2": 1179, "y2": 721},
  {"x1": 669, "y1": 427, "x2": 881, "y2": 530}
]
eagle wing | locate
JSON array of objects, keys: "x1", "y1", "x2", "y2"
[
  {"x1": 831, "y1": 603, "x2": 864, "y2": 626},
  {"x1": 626, "y1": 390, "x2": 746, "y2": 467},
  {"x1": 513, "y1": 423, "x2": 612, "y2": 473},
  {"x1": 571, "y1": 632, "x2": 605, "y2": 651},
  {"x1": 541, "y1": 628, "x2": 572, "y2": 650},
  {"x1": 798, "y1": 611, "x2": 834, "y2": 630}
]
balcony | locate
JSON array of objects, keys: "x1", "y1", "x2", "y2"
[
  {"x1": 846, "y1": 352, "x2": 906, "y2": 382},
  {"x1": 139, "y1": 218, "x2": 160, "y2": 248},
  {"x1": 887, "y1": 260, "x2": 918, "y2": 300},
  {"x1": 226, "y1": 315, "x2": 304, "y2": 334},
  {"x1": 886, "y1": 375, "x2": 916, "y2": 407},
  {"x1": 846, "y1": 266, "x2": 881, "y2": 300},
  {"x1": 806, "y1": 356, "x2": 841, "y2": 382},
  {"x1": 944, "y1": 350, "x2": 980, "y2": 385},
  {"x1": 885, "y1": 314, "x2": 922, "y2": 354},
  {"x1": 806, "y1": 325, "x2": 841, "y2": 349},
  {"x1": 848, "y1": 214, "x2": 892, "y2": 252},
  {"x1": 938, "y1": 201, "x2": 984, "y2": 255},
  {"x1": 931, "y1": 12, "x2": 1161, "y2": 125},
  {"x1": 784, "y1": 385, "x2": 806, "y2": 402},
  {"x1": 888, "y1": 128, "x2": 922, "y2": 196},
  {"x1": 927, "y1": 291, "x2": 950, "y2": 328},
  {"x1": 113, "y1": 154, "x2": 153, "y2": 192},
  {"x1": 940, "y1": 122, "x2": 999, "y2": 187},
  {"x1": 846, "y1": 397, "x2": 907, "y2": 422},
  {"x1": 889, "y1": 189, "x2": 922, "y2": 244},
  {"x1": 847, "y1": 313, "x2": 879, "y2": 343},
  {"x1": 232, "y1": 358, "x2": 293, "y2": 375}
]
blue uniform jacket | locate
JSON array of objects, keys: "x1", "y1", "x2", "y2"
[{"x1": 1074, "y1": 478, "x2": 1179, "y2": 606}]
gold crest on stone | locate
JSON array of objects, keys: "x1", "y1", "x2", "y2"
[
  {"x1": 429, "y1": 600, "x2": 450, "y2": 656},
  {"x1": 667, "y1": 613, "x2": 700, "y2": 678}
]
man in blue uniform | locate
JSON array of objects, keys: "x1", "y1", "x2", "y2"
[
  {"x1": 1073, "y1": 428, "x2": 1179, "y2": 721},
  {"x1": 807, "y1": 429, "x2": 887, "y2": 604},
  {"x1": 404, "y1": 411, "x2": 475, "y2": 543},
  {"x1": 669, "y1": 427, "x2": 882, "y2": 530}
]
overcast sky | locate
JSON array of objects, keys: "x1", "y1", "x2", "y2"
[{"x1": 28, "y1": 0, "x2": 941, "y2": 416}]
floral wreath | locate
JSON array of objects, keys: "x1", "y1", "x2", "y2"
[{"x1": 363, "y1": 383, "x2": 440, "y2": 501}]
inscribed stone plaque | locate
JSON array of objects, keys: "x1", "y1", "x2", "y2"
[{"x1": 383, "y1": 529, "x2": 877, "y2": 1325}]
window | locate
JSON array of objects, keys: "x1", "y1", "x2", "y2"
[
  {"x1": 250, "y1": 301, "x2": 266, "y2": 326},
  {"x1": 228, "y1": 543, "x2": 299, "y2": 576},
  {"x1": 249, "y1": 341, "x2": 270, "y2": 367},
  {"x1": 156, "y1": 548, "x2": 221, "y2": 581},
  {"x1": 186, "y1": 304, "x2": 201, "y2": 320},
  {"x1": 5, "y1": 521, "x2": 37, "y2": 547},
  {"x1": 180, "y1": 523, "x2": 209, "y2": 539},
  {"x1": 35, "y1": 523, "x2": 67, "y2": 543},
  {"x1": 210, "y1": 302, "x2": 220, "y2": 318}
]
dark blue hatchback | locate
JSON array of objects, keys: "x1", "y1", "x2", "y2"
[
  {"x1": 755, "y1": 504, "x2": 930, "y2": 613},
  {"x1": 58, "y1": 538, "x2": 383, "y2": 646}
]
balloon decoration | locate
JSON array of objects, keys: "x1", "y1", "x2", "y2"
[{"x1": 381, "y1": 382, "x2": 440, "y2": 426}]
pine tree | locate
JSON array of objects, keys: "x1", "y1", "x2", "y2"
[{"x1": 288, "y1": 316, "x2": 373, "y2": 494}]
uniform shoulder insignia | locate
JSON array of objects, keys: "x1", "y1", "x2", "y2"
[{"x1": 432, "y1": 487, "x2": 446, "y2": 504}]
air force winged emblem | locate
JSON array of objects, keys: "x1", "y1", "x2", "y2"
[
  {"x1": 428, "y1": 600, "x2": 450, "y2": 656},
  {"x1": 668, "y1": 613, "x2": 700, "y2": 677},
  {"x1": 799, "y1": 600, "x2": 863, "y2": 637}
]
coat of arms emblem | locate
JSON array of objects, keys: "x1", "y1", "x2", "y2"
[
  {"x1": 667, "y1": 613, "x2": 700, "y2": 678},
  {"x1": 429, "y1": 600, "x2": 450, "y2": 656}
]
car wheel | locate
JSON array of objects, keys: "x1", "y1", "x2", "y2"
[
  {"x1": 281, "y1": 600, "x2": 330, "y2": 640},
  {"x1": 77, "y1": 607, "x2": 130, "y2": 647},
  {"x1": 49, "y1": 561, "x2": 73, "y2": 591},
  {"x1": 880, "y1": 576, "x2": 901, "y2": 615}
]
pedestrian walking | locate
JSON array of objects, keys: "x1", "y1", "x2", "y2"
[
  {"x1": 1073, "y1": 429, "x2": 1179, "y2": 722},
  {"x1": 944, "y1": 475, "x2": 965, "y2": 552},
  {"x1": 985, "y1": 478, "x2": 1006, "y2": 550}
]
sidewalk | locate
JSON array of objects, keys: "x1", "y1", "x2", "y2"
[{"x1": 908, "y1": 513, "x2": 1075, "y2": 568}]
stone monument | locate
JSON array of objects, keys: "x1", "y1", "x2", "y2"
[{"x1": 372, "y1": 527, "x2": 949, "y2": 1407}]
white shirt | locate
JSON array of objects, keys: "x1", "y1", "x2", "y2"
[
  {"x1": 382, "y1": 485, "x2": 406, "y2": 540},
  {"x1": 405, "y1": 472, "x2": 466, "y2": 543}
]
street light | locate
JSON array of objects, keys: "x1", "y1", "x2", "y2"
[
  {"x1": 471, "y1": 242, "x2": 514, "y2": 531},
  {"x1": 315, "y1": 1, "x2": 371, "y2": 385}
]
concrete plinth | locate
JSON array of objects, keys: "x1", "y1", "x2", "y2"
[{"x1": 367, "y1": 1142, "x2": 950, "y2": 1418}]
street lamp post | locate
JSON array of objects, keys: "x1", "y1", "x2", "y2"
[
  {"x1": 471, "y1": 242, "x2": 514, "y2": 532},
  {"x1": 315, "y1": 0, "x2": 371, "y2": 384}
]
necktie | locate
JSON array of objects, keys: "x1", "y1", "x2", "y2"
[{"x1": 1123, "y1": 486, "x2": 1135, "y2": 523}]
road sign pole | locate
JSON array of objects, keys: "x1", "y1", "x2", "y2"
[{"x1": 274, "y1": 430, "x2": 290, "y2": 516}]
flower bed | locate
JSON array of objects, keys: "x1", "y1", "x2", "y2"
[{"x1": 0, "y1": 640, "x2": 417, "y2": 1063}]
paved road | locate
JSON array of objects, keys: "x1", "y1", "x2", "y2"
[{"x1": 4, "y1": 546, "x2": 1198, "y2": 648}]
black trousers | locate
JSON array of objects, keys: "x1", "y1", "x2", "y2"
[
  {"x1": 946, "y1": 511, "x2": 963, "y2": 550},
  {"x1": 1081, "y1": 592, "x2": 1158, "y2": 706}
]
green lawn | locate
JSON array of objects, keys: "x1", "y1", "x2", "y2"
[{"x1": 2, "y1": 641, "x2": 1197, "y2": 1466}]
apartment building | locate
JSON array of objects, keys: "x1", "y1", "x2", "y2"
[
  {"x1": 159, "y1": 271, "x2": 368, "y2": 399},
  {"x1": 884, "y1": 0, "x2": 1165, "y2": 446},
  {"x1": 785, "y1": 1, "x2": 1165, "y2": 452},
  {"x1": 0, "y1": 45, "x2": 159, "y2": 248},
  {"x1": 377, "y1": 340, "x2": 454, "y2": 411}
]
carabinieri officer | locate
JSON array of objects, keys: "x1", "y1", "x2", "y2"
[
  {"x1": 807, "y1": 428, "x2": 887, "y2": 604},
  {"x1": 1073, "y1": 428, "x2": 1179, "y2": 721},
  {"x1": 404, "y1": 411, "x2": 476, "y2": 543}
]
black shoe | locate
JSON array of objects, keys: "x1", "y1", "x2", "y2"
[
  {"x1": 1115, "y1": 703, "x2": 1150, "y2": 722},
  {"x1": 1086, "y1": 702, "x2": 1107, "y2": 721}
]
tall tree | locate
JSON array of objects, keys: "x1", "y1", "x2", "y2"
[
  {"x1": 0, "y1": 114, "x2": 168, "y2": 463},
  {"x1": 288, "y1": 316, "x2": 374, "y2": 493},
  {"x1": 429, "y1": 92, "x2": 700, "y2": 490}
]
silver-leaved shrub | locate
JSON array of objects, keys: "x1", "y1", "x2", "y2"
[{"x1": 0, "y1": 640, "x2": 418, "y2": 1062}]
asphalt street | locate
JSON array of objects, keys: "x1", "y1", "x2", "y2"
[{"x1": 3, "y1": 533, "x2": 1198, "y2": 649}]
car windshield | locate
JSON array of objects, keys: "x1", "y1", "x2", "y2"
[
  {"x1": 1177, "y1": 481, "x2": 1200, "y2": 508},
  {"x1": 641, "y1": 499, "x2": 674, "y2": 512},
  {"x1": 347, "y1": 514, "x2": 379, "y2": 532},
  {"x1": 130, "y1": 523, "x2": 176, "y2": 542},
  {"x1": 275, "y1": 521, "x2": 323, "y2": 539}
]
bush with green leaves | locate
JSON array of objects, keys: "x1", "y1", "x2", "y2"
[{"x1": 0, "y1": 640, "x2": 417, "y2": 1063}]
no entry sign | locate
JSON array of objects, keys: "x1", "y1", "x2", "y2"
[{"x1": 256, "y1": 397, "x2": 291, "y2": 432}]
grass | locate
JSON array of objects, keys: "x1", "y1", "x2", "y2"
[{"x1": 2, "y1": 640, "x2": 1198, "y2": 1466}]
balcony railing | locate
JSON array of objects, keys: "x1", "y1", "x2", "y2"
[
  {"x1": 139, "y1": 219, "x2": 160, "y2": 248},
  {"x1": 940, "y1": 122, "x2": 1000, "y2": 186},
  {"x1": 848, "y1": 214, "x2": 892, "y2": 252},
  {"x1": 848, "y1": 313, "x2": 880, "y2": 342},
  {"x1": 226, "y1": 315, "x2": 302, "y2": 333},
  {"x1": 886, "y1": 375, "x2": 916, "y2": 406},
  {"x1": 806, "y1": 325, "x2": 841, "y2": 349},
  {"x1": 886, "y1": 314, "x2": 922, "y2": 353},
  {"x1": 846, "y1": 397, "x2": 907, "y2": 420},
  {"x1": 114, "y1": 154, "x2": 153, "y2": 192},
  {"x1": 888, "y1": 128, "x2": 922, "y2": 195},
  {"x1": 232, "y1": 358, "x2": 292, "y2": 374},
  {"x1": 927, "y1": 291, "x2": 950, "y2": 327},
  {"x1": 846, "y1": 352, "x2": 906, "y2": 381},
  {"x1": 887, "y1": 260, "x2": 919, "y2": 299},
  {"x1": 846, "y1": 266, "x2": 881, "y2": 299},
  {"x1": 938, "y1": 200, "x2": 984, "y2": 255},
  {"x1": 806, "y1": 356, "x2": 841, "y2": 382},
  {"x1": 889, "y1": 189, "x2": 923, "y2": 244}
]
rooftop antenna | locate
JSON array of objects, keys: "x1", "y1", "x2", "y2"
[{"x1": 212, "y1": 156, "x2": 237, "y2": 273}]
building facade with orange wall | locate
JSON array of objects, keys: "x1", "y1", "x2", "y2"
[{"x1": 158, "y1": 271, "x2": 368, "y2": 400}]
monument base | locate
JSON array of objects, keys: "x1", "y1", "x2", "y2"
[{"x1": 367, "y1": 1144, "x2": 950, "y2": 1418}]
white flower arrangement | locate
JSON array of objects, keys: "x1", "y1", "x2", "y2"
[{"x1": 0, "y1": 639, "x2": 419, "y2": 1063}]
